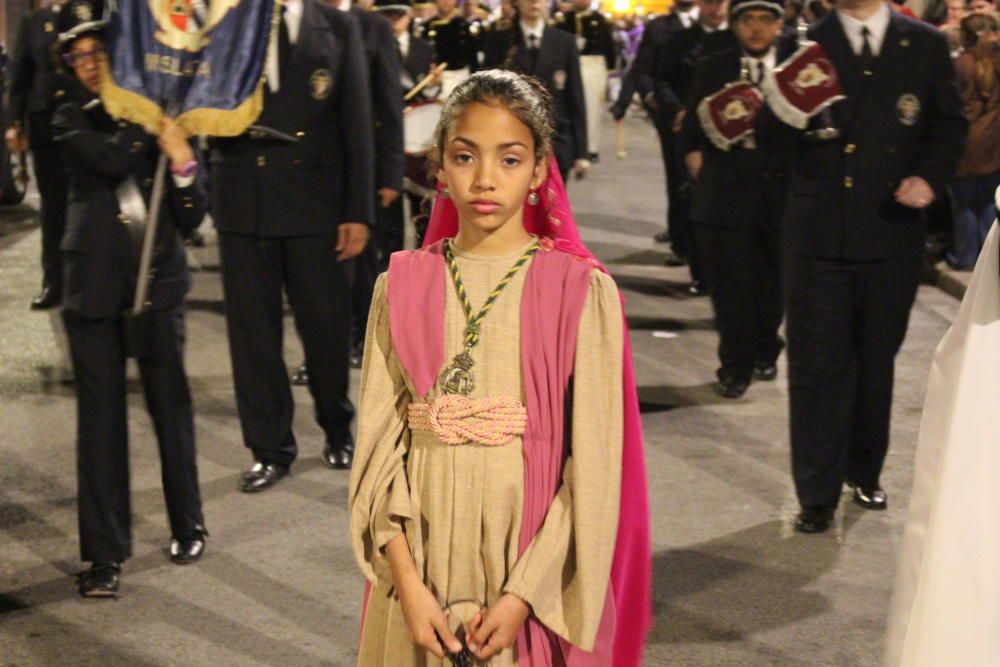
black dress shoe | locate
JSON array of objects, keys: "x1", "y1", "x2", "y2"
[
  {"x1": 687, "y1": 280, "x2": 709, "y2": 297},
  {"x1": 795, "y1": 506, "x2": 835, "y2": 534},
  {"x1": 322, "y1": 441, "x2": 354, "y2": 469},
  {"x1": 752, "y1": 362, "x2": 778, "y2": 381},
  {"x1": 239, "y1": 461, "x2": 289, "y2": 493},
  {"x1": 291, "y1": 363, "x2": 309, "y2": 386},
  {"x1": 77, "y1": 562, "x2": 121, "y2": 598},
  {"x1": 30, "y1": 285, "x2": 60, "y2": 310},
  {"x1": 170, "y1": 525, "x2": 208, "y2": 565},
  {"x1": 713, "y1": 376, "x2": 750, "y2": 399},
  {"x1": 664, "y1": 250, "x2": 688, "y2": 267},
  {"x1": 653, "y1": 230, "x2": 671, "y2": 243},
  {"x1": 852, "y1": 485, "x2": 888, "y2": 510},
  {"x1": 588, "y1": 152, "x2": 600, "y2": 164}
]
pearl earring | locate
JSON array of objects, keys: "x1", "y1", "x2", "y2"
[
  {"x1": 440, "y1": 187, "x2": 450, "y2": 199},
  {"x1": 527, "y1": 189, "x2": 539, "y2": 205}
]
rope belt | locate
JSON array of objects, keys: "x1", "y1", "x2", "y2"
[{"x1": 408, "y1": 395, "x2": 527, "y2": 446}]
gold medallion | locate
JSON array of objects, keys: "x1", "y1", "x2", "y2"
[{"x1": 441, "y1": 349, "x2": 475, "y2": 396}]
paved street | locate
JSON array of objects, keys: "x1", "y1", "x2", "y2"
[{"x1": 0, "y1": 115, "x2": 960, "y2": 667}]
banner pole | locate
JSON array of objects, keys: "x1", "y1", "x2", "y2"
[{"x1": 131, "y1": 153, "x2": 169, "y2": 315}]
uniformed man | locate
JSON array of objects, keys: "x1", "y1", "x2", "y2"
[
  {"x1": 647, "y1": 0, "x2": 735, "y2": 291},
  {"x1": 611, "y1": 0, "x2": 701, "y2": 244},
  {"x1": 212, "y1": 0, "x2": 375, "y2": 490},
  {"x1": 416, "y1": 0, "x2": 480, "y2": 96},
  {"x1": 482, "y1": 0, "x2": 589, "y2": 182},
  {"x1": 6, "y1": 0, "x2": 71, "y2": 309},
  {"x1": 680, "y1": 0, "x2": 795, "y2": 399},
  {"x1": 554, "y1": 0, "x2": 616, "y2": 161},
  {"x1": 373, "y1": 0, "x2": 438, "y2": 260},
  {"x1": 772, "y1": 0, "x2": 967, "y2": 532}
]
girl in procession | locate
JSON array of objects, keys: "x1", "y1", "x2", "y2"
[{"x1": 349, "y1": 69, "x2": 651, "y2": 665}]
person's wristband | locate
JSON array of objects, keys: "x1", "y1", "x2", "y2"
[{"x1": 169, "y1": 160, "x2": 198, "y2": 178}]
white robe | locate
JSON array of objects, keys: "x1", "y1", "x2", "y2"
[{"x1": 884, "y1": 208, "x2": 1000, "y2": 666}]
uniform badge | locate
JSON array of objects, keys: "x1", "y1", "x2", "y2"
[
  {"x1": 45, "y1": 21, "x2": 54, "y2": 32},
  {"x1": 553, "y1": 69, "x2": 567, "y2": 91},
  {"x1": 310, "y1": 69, "x2": 333, "y2": 100},
  {"x1": 896, "y1": 93, "x2": 921, "y2": 126}
]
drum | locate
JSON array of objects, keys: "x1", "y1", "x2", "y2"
[{"x1": 404, "y1": 100, "x2": 443, "y2": 156}]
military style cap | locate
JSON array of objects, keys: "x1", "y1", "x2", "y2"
[
  {"x1": 57, "y1": 0, "x2": 107, "y2": 44},
  {"x1": 729, "y1": 0, "x2": 785, "y2": 19},
  {"x1": 373, "y1": 0, "x2": 414, "y2": 12}
]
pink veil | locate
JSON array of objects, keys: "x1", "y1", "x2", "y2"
[{"x1": 423, "y1": 159, "x2": 653, "y2": 667}]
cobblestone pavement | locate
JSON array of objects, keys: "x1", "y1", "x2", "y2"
[{"x1": 0, "y1": 116, "x2": 959, "y2": 666}]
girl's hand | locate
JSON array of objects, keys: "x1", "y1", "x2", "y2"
[
  {"x1": 397, "y1": 574, "x2": 464, "y2": 659},
  {"x1": 157, "y1": 117, "x2": 195, "y2": 170},
  {"x1": 466, "y1": 594, "x2": 531, "y2": 661}
]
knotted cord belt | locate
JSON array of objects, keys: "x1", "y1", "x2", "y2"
[{"x1": 407, "y1": 395, "x2": 527, "y2": 446}]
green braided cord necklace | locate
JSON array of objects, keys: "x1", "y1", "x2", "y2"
[{"x1": 439, "y1": 238, "x2": 540, "y2": 396}]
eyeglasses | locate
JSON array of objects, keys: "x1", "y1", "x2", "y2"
[{"x1": 63, "y1": 46, "x2": 105, "y2": 67}]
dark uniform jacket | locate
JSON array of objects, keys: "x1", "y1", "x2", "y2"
[
  {"x1": 682, "y1": 41, "x2": 797, "y2": 229},
  {"x1": 416, "y1": 14, "x2": 479, "y2": 70},
  {"x1": 651, "y1": 24, "x2": 737, "y2": 120},
  {"x1": 210, "y1": 0, "x2": 374, "y2": 236},
  {"x1": 400, "y1": 33, "x2": 436, "y2": 99},
  {"x1": 6, "y1": 6, "x2": 66, "y2": 144},
  {"x1": 482, "y1": 24, "x2": 588, "y2": 166},
  {"x1": 53, "y1": 97, "x2": 207, "y2": 319},
  {"x1": 554, "y1": 9, "x2": 617, "y2": 69},
  {"x1": 775, "y1": 12, "x2": 967, "y2": 259},
  {"x1": 351, "y1": 6, "x2": 404, "y2": 192}
]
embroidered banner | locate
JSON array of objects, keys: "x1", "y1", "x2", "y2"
[
  {"x1": 696, "y1": 81, "x2": 764, "y2": 151},
  {"x1": 101, "y1": 0, "x2": 279, "y2": 135}
]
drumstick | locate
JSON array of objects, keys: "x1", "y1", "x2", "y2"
[
  {"x1": 616, "y1": 120, "x2": 626, "y2": 160},
  {"x1": 404, "y1": 63, "x2": 449, "y2": 102}
]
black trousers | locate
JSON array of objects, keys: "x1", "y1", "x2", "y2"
[
  {"x1": 219, "y1": 232, "x2": 354, "y2": 466},
  {"x1": 30, "y1": 136, "x2": 69, "y2": 290},
  {"x1": 696, "y1": 218, "x2": 784, "y2": 383},
  {"x1": 786, "y1": 254, "x2": 922, "y2": 508},
  {"x1": 652, "y1": 108, "x2": 703, "y2": 283},
  {"x1": 63, "y1": 306, "x2": 203, "y2": 564}
]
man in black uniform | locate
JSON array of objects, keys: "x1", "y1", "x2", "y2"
[
  {"x1": 416, "y1": 0, "x2": 479, "y2": 96},
  {"x1": 373, "y1": 0, "x2": 437, "y2": 260},
  {"x1": 681, "y1": 0, "x2": 795, "y2": 399},
  {"x1": 774, "y1": 0, "x2": 967, "y2": 532},
  {"x1": 648, "y1": 0, "x2": 736, "y2": 291},
  {"x1": 611, "y1": 0, "x2": 700, "y2": 246},
  {"x1": 482, "y1": 0, "x2": 589, "y2": 182},
  {"x1": 212, "y1": 0, "x2": 374, "y2": 491},
  {"x1": 6, "y1": 0, "x2": 71, "y2": 309},
  {"x1": 554, "y1": 0, "x2": 616, "y2": 160},
  {"x1": 347, "y1": 0, "x2": 403, "y2": 367}
]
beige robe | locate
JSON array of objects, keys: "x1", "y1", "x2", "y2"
[{"x1": 349, "y1": 242, "x2": 624, "y2": 666}]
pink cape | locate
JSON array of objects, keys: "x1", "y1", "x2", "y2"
[{"x1": 374, "y1": 159, "x2": 651, "y2": 666}]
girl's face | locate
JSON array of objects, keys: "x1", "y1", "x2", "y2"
[
  {"x1": 65, "y1": 36, "x2": 105, "y2": 93},
  {"x1": 438, "y1": 101, "x2": 545, "y2": 237}
]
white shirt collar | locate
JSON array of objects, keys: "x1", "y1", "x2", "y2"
[
  {"x1": 398, "y1": 30, "x2": 410, "y2": 58},
  {"x1": 679, "y1": 5, "x2": 699, "y2": 27},
  {"x1": 520, "y1": 19, "x2": 545, "y2": 45},
  {"x1": 700, "y1": 20, "x2": 727, "y2": 32},
  {"x1": 837, "y1": 2, "x2": 891, "y2": 56}
]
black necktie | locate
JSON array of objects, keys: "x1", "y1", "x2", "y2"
[
  {"x1": 859, "y1": 26, "x2": 874, "y2": 77},
  {"x1": 754, "y1": 60, "x2": 765, "y2": 86},
  {"x1": 527, "y1": 34, "x2": 539, "y2": 72}
]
